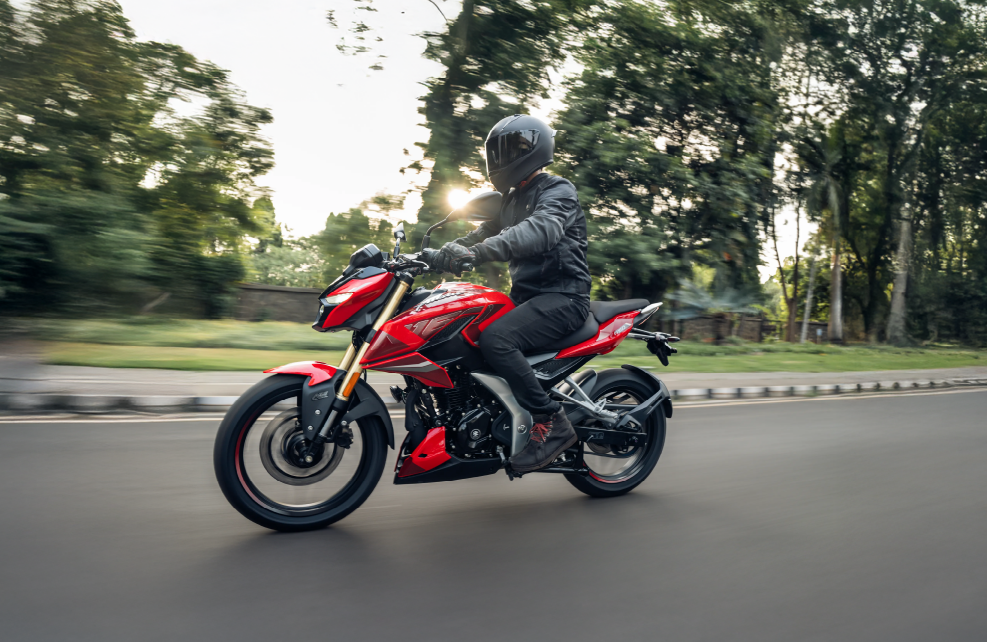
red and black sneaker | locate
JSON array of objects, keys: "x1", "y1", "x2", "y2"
[{"x1": 510, "y1": 408, "x2": 578, "y2": 474}]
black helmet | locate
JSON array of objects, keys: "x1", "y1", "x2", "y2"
[{"x1": 484, "y1": 114, "x2": 555, "y2": 193}]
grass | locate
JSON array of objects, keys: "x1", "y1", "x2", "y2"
[
  {"x1": 42, "y1": 342, "x2": 346, "y2": 372},
  {"x1": 19, "y1": 318, "x2": 353, "y2": 351},
  {"x1": 17, "y1": 317, "x2": 985, "y2": 372},
  {"x1": 592, "y1": 340, "x2": 984, "y2": 373}
]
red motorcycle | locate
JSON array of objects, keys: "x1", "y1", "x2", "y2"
[{"x1": 214, "y1": 192, "x2": 679, "y2": 531}]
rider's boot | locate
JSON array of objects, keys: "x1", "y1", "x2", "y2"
[{"x1": 510, "y1": 408, "x2": 578, "y2": 474}]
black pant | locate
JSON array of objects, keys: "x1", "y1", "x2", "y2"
[{"x1": 480, "y1": 293, "x2": 590, "y2": 415}]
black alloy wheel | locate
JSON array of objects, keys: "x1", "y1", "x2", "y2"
[
  {"x1": 214, "y1": 374, "x2": 388, "y2": 531},
  {"x1": 564, "y1": 370, "x2": 666, "y2": 498}
]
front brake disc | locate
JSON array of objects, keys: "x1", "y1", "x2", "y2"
[{"x1": 259, "y1": 409, "x2": 344, "y2": 486}]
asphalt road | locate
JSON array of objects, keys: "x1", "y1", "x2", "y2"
[{"x1": 1, "y1": 389, "x2": 986, "y2": 641}]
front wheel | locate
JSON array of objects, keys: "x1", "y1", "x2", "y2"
[
  {"x1": 214, "y1": 374, "x2": 388, "y2": 531},
  {"x1": 565, "y1": 370, "x2": 667, "y2": 498}
]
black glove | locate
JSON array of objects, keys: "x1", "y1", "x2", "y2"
[
  {"x1": 419, "y1": 248, "x2": 444, "y2": 272},
  {"x1": 647, "y1": 336, "x2": 676, "y2": 367},
  {"x1": 438, "y1": 242, "x2": 478, "y2": 276}
]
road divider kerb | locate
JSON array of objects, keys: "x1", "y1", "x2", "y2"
[{"x1": 2, "y1": 377, "x2": 985, "y2": 415}]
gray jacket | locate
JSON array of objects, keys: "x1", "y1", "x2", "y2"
[{"x1": 458, "y1": 173, "x2": 592, "y2": 304}]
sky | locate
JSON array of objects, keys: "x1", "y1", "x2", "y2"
[
  {"x1": 117, "y1": 0, "x2": 451, "y2": 236},
  {"x1": 108, "y1": 0, "x2": 807, "y2": 280}
]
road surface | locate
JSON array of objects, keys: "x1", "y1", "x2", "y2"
[{"x1": 1, "y1": 389, "x2": 985, "y2": 641}]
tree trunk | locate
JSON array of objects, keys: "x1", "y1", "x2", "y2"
[
  {"x1": 772, "y1": 205, "x2": 800, "y2": 343},
  {"x1": 786, "y1": 294, "x2": 798, "y2": 342},
  {"x1": 800, "y1": 255, "x2": 818, "y2": 343},
  {"x1": 886, "y1": 208, "x2": 913, "y2": 345},
  {"x1": 828, "y1": 186, "x2": 845, "y2": 343},
  {"x1": 786, "y1": 229, "x2": 800, "y2": 343},
  {"x1": 828, "y1": 240, "x2": 843, "y2": 343}
]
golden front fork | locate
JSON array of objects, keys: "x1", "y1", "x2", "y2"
[
  {"x1": 336, "y1": 344, "x2": 357, "y2": 372},
  {"x1": 336, "y1": 278, "x2": 412, "y2": 402}
]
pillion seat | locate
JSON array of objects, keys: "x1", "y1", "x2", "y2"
[
  {"x1": 589, "y1": 299, "x2": 650, "y2": 324},
  {"x1": 534, "y1": 299, "x2": 651, "y2": 353}
]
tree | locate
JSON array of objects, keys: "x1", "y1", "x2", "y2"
[
  {"x1": 555, "y1": 0, "x2": 798, "y2": 303},
  {"x1": 411, "y1": 0, "x2": 581, "y2": 227},
  {"x1": 798, "y1": 124, "x2": 848, "y2": 342},
  {"x1": 808, "y1": 0, "x2": 987, "y2": 343},
  {"x1": 0, "y1": 0, "x2": 273, "y2": 315}
]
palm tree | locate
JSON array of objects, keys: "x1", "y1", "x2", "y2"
[{"x1": 799, "y1": 128, "x2": 845, "y2": 344}]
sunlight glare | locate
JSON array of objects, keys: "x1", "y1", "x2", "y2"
[{"x1": 447, "y1": 189, "x2": 470, "y2": 210}]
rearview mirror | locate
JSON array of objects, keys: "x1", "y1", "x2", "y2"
[
  {"x1": 393, "y1": 221, "x2": 406, "y2": 241},
  {"x1": 452, "y1": 191, "x2": 501, "y2": 223}
]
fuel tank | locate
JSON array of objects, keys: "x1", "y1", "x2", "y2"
[{"x1": 361, "y1": 282, "x2": 513, "y2": 386}]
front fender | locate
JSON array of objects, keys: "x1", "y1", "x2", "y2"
[{"x1": 265, "y1": 361, "x2": 395, "y2": 448}]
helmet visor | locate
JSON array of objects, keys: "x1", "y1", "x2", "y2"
[{"x1": 485, "y1": 129, "x2": 540, "y2": 172}]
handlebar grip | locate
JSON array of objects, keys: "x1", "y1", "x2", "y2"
[{"x1": 459, "y1": 261, "x2": 474, "y2": 273}]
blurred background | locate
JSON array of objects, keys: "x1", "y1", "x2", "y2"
[
  {"x1": 2, "y1": 0, "x2": 987, "y2": 370},
  {"x1": 2, "y1": 3, "x2": 987, "y2": 641}
]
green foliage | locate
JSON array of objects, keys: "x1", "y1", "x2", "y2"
[
  {"x1": 0, "y1": 0, "x2": 272, "y2": 315},
  {"x1": 665, "y1": 280, "x2": 759, "y2": 320},
  {"x1": 313, "y1": 207, "x2": 396, "y2": 283},
  {"x1": 410, "y1": 0, "x2": 583, "y2": 247},
  {"x1": 556, "y1": 0, "x2": 791, "y2": 302},
  {"x1": 19, "y1": 317, "x2": 351, "y2": 351},
  {"x1": 5, "y1": 0, "x2": 987, "y2": 348}
]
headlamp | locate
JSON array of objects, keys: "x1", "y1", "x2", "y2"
[{"x1": 323, "y1": 292, "x2": 354, "y2": 305}]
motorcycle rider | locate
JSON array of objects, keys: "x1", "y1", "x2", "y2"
[{"x1": 432, "y1": 114, "x2": 592, "y2": 473}]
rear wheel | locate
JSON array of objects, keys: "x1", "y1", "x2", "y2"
[
  {"x1": 564, "y1": 371, "x2": 666, "y2": 498},
  {"x1": 214, "y1": 374, "x2": 388, "y2": 531}
]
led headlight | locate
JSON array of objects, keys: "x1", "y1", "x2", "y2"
[{"x1": 323, "y1": 292, "x2": 354, "y2": 305}]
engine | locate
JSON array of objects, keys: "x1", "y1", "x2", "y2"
[{"x1": 399, "y1": 366, "x2": 508, "y2": 460}]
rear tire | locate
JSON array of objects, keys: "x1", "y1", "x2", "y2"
[
  {"x1": 564, "y1": 370, "x2": 666, "y2": 498},
  {"x1": 214, "y1": 374, "x2": 388, "y2": 531}
]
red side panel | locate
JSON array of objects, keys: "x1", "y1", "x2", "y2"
[
  {"x1": 321, "y1": 272, "x2": 394, "y2": 330},
  {"x1": 364, "y1": 282, "x2": 514, "y2": 364},
  {"x1": 397, "y1": 427, "x2": 451, "y2": 478},
  {"x1": 364, "y1": 352, "x2": 453, "y2": 388},
  {"x1": 556, "y1": 311, "x2": 640, "y2": 358},
  {"x1": 362, "y1": 330, "x2": 413, "y2": 363},
  {"x1": 264, "y1": 361, "x2": 338, "y2": 386}
]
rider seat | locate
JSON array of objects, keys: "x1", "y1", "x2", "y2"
[{"x1": 533, "y1": 298, "x2": 651, "y2": 353}]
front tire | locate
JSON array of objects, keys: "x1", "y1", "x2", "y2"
[
  {"x1": 565, "y1": 370, "x2": 667, "y2": 498},
  {"x1": 214, "y1": 374, "x2": 388, "y2": 531}
]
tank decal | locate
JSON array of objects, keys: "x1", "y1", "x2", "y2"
[{"x1": 364, "y1": 352, "x2": 453, "y2": 389}]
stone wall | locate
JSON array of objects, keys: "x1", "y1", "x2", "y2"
[
  {"x1": 655, "y1": 316, "x2": 828, "y2": 343},
  {"x1": 802, "y1": 321, "x2": 829, "y2": 343},
  {"x1": 656, "y1": 315, "x2": 768, "y2": 342},
  {"x1": 234, "y1": 283, "x2": 322, "y2": 323}
]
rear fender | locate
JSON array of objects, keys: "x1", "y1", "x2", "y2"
[
  {"x1": 264, "y1": 361, "x2": 395, "y2": 448},
  {"x1": 620, "y1": 364, "x2": 673, "y2": 419}
]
